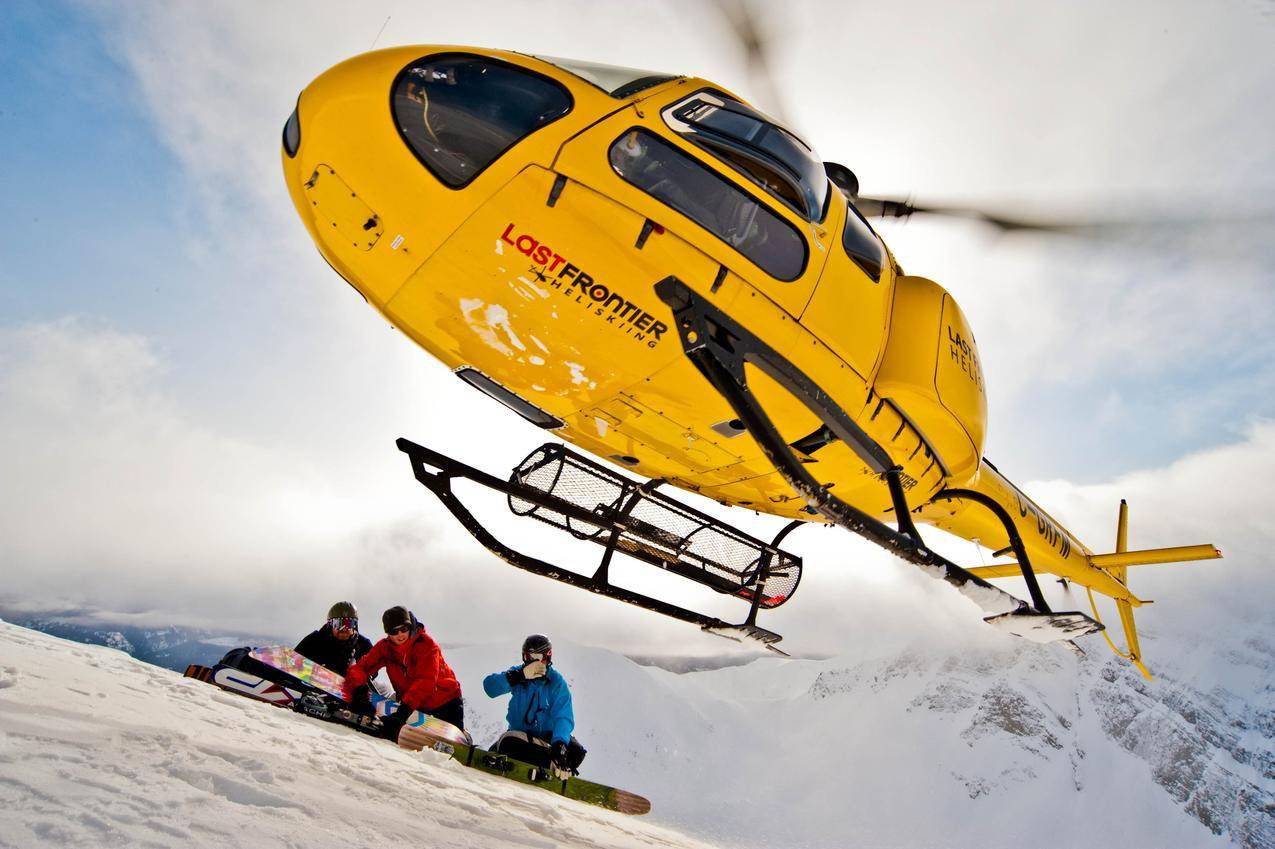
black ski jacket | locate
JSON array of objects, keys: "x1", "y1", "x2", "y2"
[{"x1": 295, "y1": 625, "x2": 373, "y2": 675}]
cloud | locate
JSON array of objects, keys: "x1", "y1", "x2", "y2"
[
  {"x1": 3, "y1": 314, "x2": 1270, "y2": 668},
  {"x1": 0, "y1": 319, "x2": 808, "y2": 653},
  {"x1": 1025, "y1": 420, "x2": 1275, "y2": 615}
]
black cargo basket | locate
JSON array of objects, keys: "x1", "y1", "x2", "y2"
[
  {"x1": 509, "y1": 444, "x2": 801, "y2": 609},
  {"x1": 396, "y1": 438, "x2": 804, "y2": 651}
]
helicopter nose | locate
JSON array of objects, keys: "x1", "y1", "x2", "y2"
[
  {"x1": 279, "y1": 49, "x2": 434, "y2": 308},
  {"x1": 281, "y1": 48, "x2": 579, "y2": 310}
]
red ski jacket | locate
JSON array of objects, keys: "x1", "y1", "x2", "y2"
[{"x1": 343, "y1": 628, "x2": 461, "y2": 711}]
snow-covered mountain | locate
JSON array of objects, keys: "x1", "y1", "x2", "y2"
[
  {"x1": 1, "y1": 620, "x2": 1269, "y2": 848},
  {"x1": 0, "y1": 604, "x2": 280, "y2": 671}
]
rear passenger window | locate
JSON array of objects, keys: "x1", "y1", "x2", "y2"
[
  {"x1": 392, "y1": 55, "x2": 572, "y2": 188},
  {"x1": 609, "y1": 129, "x2": 806, "y2": 281},
  {"x1": 843, "y1": 204, "x2": 884, "y2": 281}
]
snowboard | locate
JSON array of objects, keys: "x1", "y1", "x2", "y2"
[
  {"x1": 246, "y1": 647, "x2": 470, "y2": 748},
  {"x1": 398, "y1": 723, "x2": 651, "y2": 816},
  {"x1": 184, "y1": 661, "x2": 382, "y2": 733},
  {"x1": 184, "y1": 661, "x2": 306, "y2": 705},
  {"x1": 186, "y1": 649, "x2": 468, "y2": 746},
  {"x1": 248, "y1": 645, "x2": 347, "y2": 698}
]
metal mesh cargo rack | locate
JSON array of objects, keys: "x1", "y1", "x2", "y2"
[
  {"x1": 396, "y1": 438, "x2": 804, "y2": 651},
  {"x1": 509, "y1": 444, "x2": 800, "y2": 609}
]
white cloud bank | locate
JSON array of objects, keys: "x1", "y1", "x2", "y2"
[{"x1": 2, "y1": 319, "x2": 1268, "y2": 666}]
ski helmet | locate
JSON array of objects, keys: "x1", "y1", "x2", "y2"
[
  {"x1": 522, "y1": 634, "x2": 552, "y2": 664},
  {"x1": 327, "y1": 601, "x2": 358, "y2": 620}
]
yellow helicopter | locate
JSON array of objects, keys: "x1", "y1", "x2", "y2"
[{"x1": 281, "y1": 45, "x2": 1221, "y2": 677}]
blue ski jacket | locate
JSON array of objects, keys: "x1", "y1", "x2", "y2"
[{"x1": 482, "y1": 665, "x2": 574, "y2": 745}]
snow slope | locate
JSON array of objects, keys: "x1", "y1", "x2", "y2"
[
  {"x1": 3, "y1": 620, "x2": 1269, "y2": 849},
  {"x1": 0, "y1": 622, "x2": 716, "y2": 849}
]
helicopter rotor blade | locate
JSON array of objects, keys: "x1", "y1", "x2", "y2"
[
  {"x1": 853, "y1": 196, "x2": 1096, "y2": 234},
  {"x1": 713, "y1": 0, "x2": 790, "y2": 125},
  {"x1": 853, "y1": 196, "x2": 1275, "y2": 237},
  {"x1": 710, "y1": 3, "x2": 1275, "y2": 240}
]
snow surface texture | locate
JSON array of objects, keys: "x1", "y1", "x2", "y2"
[
  {"x1": 0, "y1": 623, "x2": 714, "y2": 849},
  {"x1": 1, "y1": 620, "x2": 1270, "y2": 848}
]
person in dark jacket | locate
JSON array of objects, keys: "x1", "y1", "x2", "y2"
[
  {"x1": 342, "y1": 606, "x2": 464, "y2": 740},
  {"x1": 295, "y1": 601, "x2": 373, "y2": 676},
  {"x1": 482, "y1": 634, "x2": 586, "y2": 778}
]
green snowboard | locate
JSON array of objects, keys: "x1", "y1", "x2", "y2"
[{"x1": 398, "y1": 723, "x2": 650, "y2": 816}]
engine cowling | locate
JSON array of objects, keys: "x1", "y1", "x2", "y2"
[{"x1": 874, "y1": 275, "x2": 987, "y2": 483}]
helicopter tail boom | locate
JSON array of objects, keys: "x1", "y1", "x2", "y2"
[{"x1": 965, "y1": 500, "x2": 1221, "y2": 679}]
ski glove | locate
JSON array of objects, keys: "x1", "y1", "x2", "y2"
[
  {"x1": 522, "y1": 660, "x2": 548, "y2": 680},
  {"x1": 345, "y1": 685, "x2": 371, "y2": 713},
  {"x1": 549, "y1": 741, "x2": 573, "y2": 779},
  {"x1": 379, "y1": 704, "x2": 412, "y2": 742},
  {"x1": 504, "y1": 667, "x2": 526, "y2": 687}
]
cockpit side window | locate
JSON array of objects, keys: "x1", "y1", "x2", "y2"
[
  {"x1": 391, "y1": 55, "x2": 572, "y2": 189},
  {"x1": 663, "y1": 93, "x2": 830, "y2": 222},
  {"x1": 843, "y1": 203, "x2": 884, "y2": 282},
  {"x1": 609, "y1": 129, "x2": 807, "y2": 281}
]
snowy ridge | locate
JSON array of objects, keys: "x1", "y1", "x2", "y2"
[
  {"x1": 2, "y1": 621, "x2": 1271, "y2": 848},
  {"x1": 1088, "y1": 636, "x2": 1274, "y2": 848}
]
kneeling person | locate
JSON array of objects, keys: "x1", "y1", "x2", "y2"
[
  {"x1": 343, "y1": 606, "x2": 464, "y2": 741},
  {"x1": 482, "y1": 634, "x2": 586, "y2": 778}
]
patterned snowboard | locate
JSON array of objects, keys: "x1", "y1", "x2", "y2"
[
  {"x1": 248, "y1": 645, "x2": 347, "y2": 698},
  {"x1": 245, "y1": 646, "x2": 470, "y2": 747},
  {"x1": 398, "y1": 723, "x2": 651, "y2": 816}
]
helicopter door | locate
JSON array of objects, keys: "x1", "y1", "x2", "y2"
[
  {"x1": 552, "y1": 103, "x2": 830, "y2": 318},
  {"x1": 799, "y1": 200, "x2": 892, "y2": 382}
]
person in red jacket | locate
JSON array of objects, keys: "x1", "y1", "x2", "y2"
[{"x1": 342, "y1": 606, "x2": 464, "y2": 740}]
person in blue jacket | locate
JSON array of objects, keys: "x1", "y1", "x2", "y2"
[{"x1": 482, "y1": 634, "x2": 587, "y2": 777}]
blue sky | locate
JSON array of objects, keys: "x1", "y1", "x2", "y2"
[
  {"x1": 1, "y1": 0, "x2": 1271, "y2": 654},
  {"x1": 1, "y1": 3, "x2": 187, "y2": 329}
]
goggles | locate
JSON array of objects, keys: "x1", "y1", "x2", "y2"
[
  {"x1": 522, "y1": 649, "x2": 552, "y2": 664},
  {"x1": 328, "y1": 617, "x2": 357, "y2": 632},
  {"x1": 387, "y1": 623, "x2": 412, "y2": 636}
]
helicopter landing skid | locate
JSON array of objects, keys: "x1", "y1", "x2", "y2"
[
  {"x1": 701, "y1": 623, "x2": 784, "y2": 649},
  {"x1": 395, "y1": 438, "x2": 797, "y2": 655},
  {"x1": 653, "y1": 275, "x2": 1102, "y2": 644}
]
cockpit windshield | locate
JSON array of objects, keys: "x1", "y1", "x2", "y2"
[
  {"x1": 663, "y1": 93, "x2": 829, "y2": 222},
  {"x1": 533, "y1": 55, "x2": 679, "y2": 99}
]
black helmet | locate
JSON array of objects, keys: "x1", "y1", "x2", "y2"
[
  {"x1": 327, "y1": 601, "x2": 358, "y2": 620},
  {"x1": 382, "y1": 606, "x2": 415, "y2": 633},
  {"x1": 522, "y1": 633, "x2": 552, "y2": 664}
]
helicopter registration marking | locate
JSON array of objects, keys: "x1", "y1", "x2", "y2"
[
  {"x1": 1012, "y1": 492, "x2": 1072, "y2": 559},
  {"x1": 499, "y1": 223, "x2": 669, "y2": 348}
]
